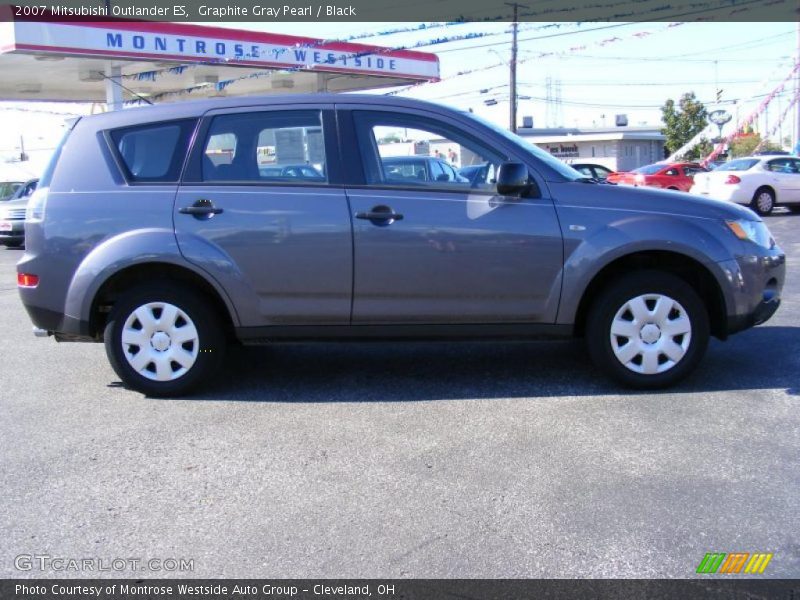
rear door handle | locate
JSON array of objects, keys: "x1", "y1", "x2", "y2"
[
  {"x1": 355, "y1": 205, "x2": 403, "y2": 225},
  {"x1": 179, "y1": 199, "x2": 223, "y2": 219},
  {"x1": 355, "y1": 211, "x2": 404, "y2": 221}
]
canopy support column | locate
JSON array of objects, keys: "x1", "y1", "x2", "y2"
[{"x1": 105, "y1": 63, "x2": 123, "y2": 111}]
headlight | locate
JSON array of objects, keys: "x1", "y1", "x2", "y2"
[
  {"x1": 26, "y1": 187, "x2": 47, "y2": 222},
  {"x1": 725, "y1": 219, "x2": 775, "y2": 249}
]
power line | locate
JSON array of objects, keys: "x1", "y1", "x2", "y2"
[
  {"x1": 517, "y1": 78, "x2": 791, "y2": 87},
  {"x1": 545, "y1": 53, "x2": 793, "y2": 64},
  {"x1": 436, "y1": 21, "x2": 641, "y2": 53},
  {"x1": 437, "y1": 0, "x2": 774, "y2": 54},
  {"x1": 425, "y1": 87, "x2": 797, "y2": 109}
]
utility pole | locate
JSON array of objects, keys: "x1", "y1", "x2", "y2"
[
  {"x1": 19, "y1": 135, "x2": 28, "y2": 162},
  {"x1": 506, "y1": 2, "x2": 520, "y2": 133}
]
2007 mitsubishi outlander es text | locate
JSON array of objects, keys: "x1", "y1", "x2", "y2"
[{"x1": 17, "y1": 95, "x2": 786, "y2": 396}]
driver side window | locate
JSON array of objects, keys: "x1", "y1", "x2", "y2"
[{"x1": 352, "y1": 111, "x2": 506, "y2": 193}]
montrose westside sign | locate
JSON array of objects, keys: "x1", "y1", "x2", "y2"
[{"x1": 0, "y1": 18, "x2": 440, "y2": 80}]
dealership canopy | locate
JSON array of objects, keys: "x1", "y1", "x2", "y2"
[{"x1": 0, "y1": 12, "x2": 440, "y2": 107}]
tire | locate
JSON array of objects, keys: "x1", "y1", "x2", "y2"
[
  {"x1": 751, "y1": 187, "x2": 775, "y2": 216},
  {"x1": 3, "y1": 240, "x2": 23, "y2": 248},
  {"x1": 104, "y1": 283, "x2": 226, "y2": 397},
  {"x1": 586, "y1": 270, "x2": 710, "y2": 389}
]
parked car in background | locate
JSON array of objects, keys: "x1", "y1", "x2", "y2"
[
  {"x1": 691, "y1": 155, "x2": 800, "y2": 216},
  {"x1": 706, "y1": 160, "x2": 728, "y2": 170},
  {"x1": 257, "y1": 164, "x2": 324, "y2": 181},
  {"x1": 0, "y1": 179, "x2": 40, "y2": 248},
  {"x1": 0, "y1": 195, "x2": 28, "y2": 248},
  {"x1": 0, "y1": 180, "x2": 23, "y2": 201},
  {"x1": 607, "y1": 162, "x2": 707, "y2": 192},
  {"x1": 458, "y1": 163, "x2": 497, "y2": 186},
  {"x1": 382, "y1": 156, "x2": 468, "y2": 183},
  {"x1": 17, "y1": 94, "x2": 784, "y2": 396},
  {"x1": 570, "y1": 163, "x2": 613, "y2": 181}
]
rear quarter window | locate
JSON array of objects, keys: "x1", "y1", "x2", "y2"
[
  {"x1": 109, "y1": 119, "x2": 196, "y2": 183},
  {"x1": 716, "y1": 159, "x2": 759, "y2": 172}
]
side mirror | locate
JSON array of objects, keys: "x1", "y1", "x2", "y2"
[{"x1": 496, "y1": 162, "x2": 531, "y2": 196}]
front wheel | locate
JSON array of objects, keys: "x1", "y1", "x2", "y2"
[
  {"x1": 586, "y1": 271, "x2": 709, "y2": 389},
  {"x1": 104, "y1": 283, "x2": 226, "y2": 397}
]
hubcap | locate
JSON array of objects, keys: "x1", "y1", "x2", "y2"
[
  {"x1": 121, "y1": 302, "x2": 199, "y2": 382},
  {"x1": 609, "y1": 293, "x2": 692, "y2": 375},
  {"x1": 757, "y1": 192, "x2": 773, "y2": 213}
]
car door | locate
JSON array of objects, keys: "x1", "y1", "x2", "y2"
[
  {"x1": 175, "y1": 105, "x2": 353, "y2": 327},
  {"x1": 764, "y1": 158, "x2": 797, "y2": 202},
  {"x1": 592, "y1": 166, "x2": 611, "y2": 181},
  {"x1": 679, "y1": 165, "x2": 702, "y2": 191},
  {"x1": 339, "y1": 107, "x2": 563, "y2": 325},
  {"x1": 782, "y1": 158, "x2": 800, "y2": 202},
  {"x1": 661, "y1": 167, "x2": 682, "y2": 189}
]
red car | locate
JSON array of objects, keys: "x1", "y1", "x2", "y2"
[{"x1": 606, "y1": 162, "x2": 707, "y2": 192}]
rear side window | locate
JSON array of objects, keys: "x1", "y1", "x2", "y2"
[
  {"x1": 200, "y1": 110, "x2": 327, "y2": 184},
  {"x1": 634, "y1": 164, "x2": 664, "y2": 175},
  {"x1": 110, "y1": 119, "x2": 196, "y2": 183},
  {"x1": 716, "y1": 159, "x2": 758, "y2": 171}
]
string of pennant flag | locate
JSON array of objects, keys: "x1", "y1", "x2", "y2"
[
  {"x1": 703, "y1": 61, "x2": 800, "y2": 164},
  {"x1": 666, "y1": 58, "x2": 795, "y2": 161},
  {"x1": 121, "y1": 0, "x2": 782, "y2": 100},
  {"x1": 125, "y1": 21, "x2": 683, "y2": 105},
  {"x1": 384, "y1": 22, "x2": 686, "y2": 97},
  {"x1": 121, "y1": 21, "x2": 576, "y2": 85},
  {"x1": 753, "y1": 91, "x2": 800, "y2": 153}
]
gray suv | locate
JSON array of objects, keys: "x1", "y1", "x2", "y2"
[{"x1": 18, "y1": 95, "x2": 785, "y2": 396}]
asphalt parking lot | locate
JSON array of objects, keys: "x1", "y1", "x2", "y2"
[{"x1": 0, "y1": 211, "x2": 798, "y2": 579}]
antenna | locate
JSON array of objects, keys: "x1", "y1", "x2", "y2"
[{"x1": 95, "y1": 71, "x2": 154, "y2": 106}]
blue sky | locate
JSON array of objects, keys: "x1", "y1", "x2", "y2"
[{"x1": 0, "y1": 21, "x2": 796, "y2": 172}]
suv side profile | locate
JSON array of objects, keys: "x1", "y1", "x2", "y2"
[{"x1": 18, "y1": 95, "x2": 785, "y2": 396}]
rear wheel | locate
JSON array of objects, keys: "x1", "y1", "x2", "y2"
[
  {"x1": 104, "y1": 283, "x2": 226, "y2": 397},
  {"x1": 586, "y1": 270, "x2": 709, "y2": 388},
  {"x1": 751, "y1": 187, "x2": 775, "y2": 216}
]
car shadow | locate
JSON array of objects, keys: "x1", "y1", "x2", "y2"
[{"x1": 144, "y1": 325, "x2": 799, "y2": 402}]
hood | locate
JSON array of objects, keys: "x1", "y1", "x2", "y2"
[
  {"x1": 553, "y1": 180, "x2": 758, "y2": 222},
  {"x1": 0, "y1": 197, "x2": 30, "y2": 210}
]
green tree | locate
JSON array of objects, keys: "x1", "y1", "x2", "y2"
[
  {"x1": 728, "y1": 134, "x2": 782, "y2": 158},
  {"x1": 660, "y1": 92, "x2": 711, "y2": 160},
  {"x1": 379, "y1": 133, "x2": 402, "y2": 144}
]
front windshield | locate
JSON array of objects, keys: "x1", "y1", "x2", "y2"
[
  {"x1": 633, "y1": 164, "x2": 664, "y2": 175},
  {"x1": 715, "y1": 159, "x2": 759, "y2": 171},
  {"x1": 0, "y1": 181, "x2": 23, "y2": 201},
  {"x1": 459, "y1": 110, "x2": 585, "y2": 180}
]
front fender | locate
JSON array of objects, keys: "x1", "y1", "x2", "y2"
[
  {"x1": 64, "y1": 228, "x2": 241, "y2": 327},
  {"x1": 555, "y1": 213, "x2": 737, "y2": 325}
]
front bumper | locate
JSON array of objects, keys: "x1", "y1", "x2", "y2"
[
  {"x1": 0, "y1": 220, "x2": 25, "y2": 244},
  {"x1": 719, "y1": 246, "x2": 786, "y2": 336}
]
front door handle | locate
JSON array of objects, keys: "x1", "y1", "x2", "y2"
[
  {"x1": 179, "y1": 199, "x2": 223, "y2": 219},
  {"x1": 355, "y1": 205, "x2": 404, "y2": 225}
]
